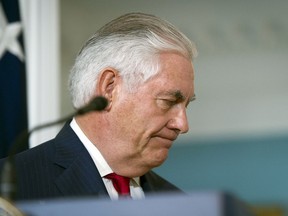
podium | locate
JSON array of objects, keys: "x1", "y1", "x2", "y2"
[{"x1": 14, "y1": 191, "x2": 254, "y2": 216}]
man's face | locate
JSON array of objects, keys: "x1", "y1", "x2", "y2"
[{"x1": 109, "y1": 52, "x2": 195, "y2": 175}]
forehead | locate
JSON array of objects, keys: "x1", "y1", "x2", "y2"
[
  {"x1": 157, "y1": 52, "x2": 194, "y2": 78},
  {"x1": 146, "y1": 52, "x2": 195, "y2": 97}
]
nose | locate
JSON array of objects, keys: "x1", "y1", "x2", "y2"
[{"x1": 167, "y1": 107, "x2": 189, "y2": 134}]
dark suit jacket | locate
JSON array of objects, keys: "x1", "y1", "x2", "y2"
[{"x1": 0, "y1": 122, "x2": 182, "y2": 200}]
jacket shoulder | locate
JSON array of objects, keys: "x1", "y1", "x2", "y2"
[{"x1": 141, "y1": 170, "x2": 183, "y2": 194}]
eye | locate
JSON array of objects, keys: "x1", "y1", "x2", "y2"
[
  {"x1": 157, "y1": 99, "x2": 177, "y2": 109},
  {"x1": 164, "y1": 99, "x2": 177, "y2": 106}
]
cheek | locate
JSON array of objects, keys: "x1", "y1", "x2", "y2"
[
  {"x1": 113, "y1": 104, "x2": 147, "y2": 145},
  {"x1": 112, "y1": 96, "x2": 168, "y2": 151}
]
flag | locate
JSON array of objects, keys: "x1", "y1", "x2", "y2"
[{"x1": 0, "y1": 0, "x2": 28, "y2": 158}]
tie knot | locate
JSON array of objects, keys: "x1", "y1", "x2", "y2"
[{"x1": 105, "y1": 173, "x2": 130, "y2": 196}]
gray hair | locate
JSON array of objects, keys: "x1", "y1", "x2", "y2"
[{"x1": 69, "y1": 12, "x2": 197, "y2": 108}]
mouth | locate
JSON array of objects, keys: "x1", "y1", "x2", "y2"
[
  {"x1": 152, "y1": 135, "x2": 177, "y2": 149},
  {"x1": 148, "y1": 130, "x2": 179, "y2": 150},
  {"x1": 157, "y1": 131, "x2": 178, "y2": 142}
]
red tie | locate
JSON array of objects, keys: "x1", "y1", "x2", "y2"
[{"x1": 105, "y1": 173, "x2": 131, "y2": 197}]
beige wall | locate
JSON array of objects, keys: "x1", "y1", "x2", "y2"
[{"x1": 60, "y1": 0, "x2": 288, "y2": 142}]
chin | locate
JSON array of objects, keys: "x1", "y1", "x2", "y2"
[{"x1": 150, "y1": 152, "x2": 169, "y2": 167}]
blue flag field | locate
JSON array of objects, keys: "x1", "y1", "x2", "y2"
[{"x1": 0, "y1": 0, "x2": 28, "y2": 158}]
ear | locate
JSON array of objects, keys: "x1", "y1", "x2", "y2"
[{"x1": 96, "y1": 68, "x2": 120, "y2": 110}]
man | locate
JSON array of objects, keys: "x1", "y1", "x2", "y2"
[{"x1": 0, "y1": 12, "x2": 197, "y2": 200}]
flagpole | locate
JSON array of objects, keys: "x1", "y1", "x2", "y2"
[{"x1": 20, "y1": 0, "x2": 61, "y2": 148}]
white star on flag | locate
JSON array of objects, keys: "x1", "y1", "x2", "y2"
[{"x1": 0, "y1": 2, "x2": 24, "y2": 61}]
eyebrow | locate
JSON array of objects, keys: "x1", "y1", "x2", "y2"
[
  {"x1": 190, "y1": 94, "x2": 196, "y2": 102},
  {"x1": 156, "y1": 91, "x2": 196, "y2": 108},
  {"x1": 174, "y1": 90, "x2": 185, "y2": 100},
  {"x1": 157, "y1": 90, "x2": 196, "y2": 102},
  {"x1": 173, "y1": 91, "x2": 197, "y2": 103},
  {"x1": 156, "y1": 90, "x2": 184, "y2": 100}
]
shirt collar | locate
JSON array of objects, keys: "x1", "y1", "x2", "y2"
[
  {"x1": 70, "y1": 118, "x2": 112, "y2": 177},
  {"x1": 70, "y1": 118, "x2": 141, "y2": 186}
]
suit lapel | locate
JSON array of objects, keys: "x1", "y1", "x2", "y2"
[{"x1": 52, "y1": 122, "x2": 108, "y2": 198}]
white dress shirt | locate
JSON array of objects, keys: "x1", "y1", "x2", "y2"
[{"x1": 70, "y1": 118, "x2": 145, "y2": 200}]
